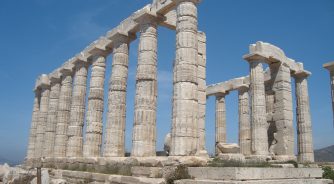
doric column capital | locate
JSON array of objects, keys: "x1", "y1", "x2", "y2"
[
  {"x1": 216, "y1": 91, "x2": 229, "y2": 98},
  {"x1": 108, "y1": 31, "x2": 136, "y2": 46},
  {"x1": 88, "y1": 37, "x2": 113, "y2": 58},
  {"x1": 49, "y1": 69, "x2": 61, "y2": 84},
  {"x1": 243, "y1": 53, "x2": 270, "y2": 64},
  {"x1": 134, "y1": 12, "x2": 163, "y2": 26},
  {"x1": 39, "y1": 74, "x2": 51, "y2": 89},
  {"x1": 236, "y1": 84, "x2": 249, "y2": 93},
  {"x1": 172, "y1": 0, "x2": 201, "y2": 5},
  {"x1": 293, "y1": 70, "x2": 311, "y2": 79},
  {"x1": 60, "y1": 62, "x2": 74, "y2": 77},
  {"x1": 323, "y1": 61, "x2": 334, "y2": 71}
]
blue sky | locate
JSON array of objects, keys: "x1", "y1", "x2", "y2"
[{"x1": 0, "y1": 0, "x2": 333, "y2": 162}]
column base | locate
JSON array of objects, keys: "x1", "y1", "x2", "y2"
[
  {"x1": 245, "y1": 155, "x2": 272, "y2": 162},
  {"x1": 272, "y1": 155, "x2": 297, "y2": 162}
]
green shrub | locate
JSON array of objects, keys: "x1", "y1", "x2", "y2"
[{"x1": 323, "y1": 166, "x2": 334, "y2": 181}]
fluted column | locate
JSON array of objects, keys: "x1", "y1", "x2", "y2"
[
  {"x1": 83, "y1": 56, "x2": 107, "y2": 157},
  {"x1": 197, "y1": 31, "x2": 208, "y2": 156},
  {"x1": 170, "y1": 0, "x2": 200, "y2": 156},
  {"x1": 294, "y1": 71, "x2": 314, "y2": 162},
  {"x1": 43, "y1": 73, "x2": 61, "y2": 157},
  {"x1": 131, "y1": 14, "x2": 158, "y2": 157},
  {"x1": 238, "y1": 86, "x2": 251, "y2": 156},
  {"x1": 248, "y1": 59, "x2": 268, "y2": 157},
  {"x1": 34, "y1": 74, "x2": 51, "y2": 158},
  {"x1": 323, "y1": 62, "x2": 334, "y2": 126},
  {"x1": 215, "y1": 93, "x2": 227, "y2": 155},
  {"x1": 270, "y1": 63, "x2": 295, "y2": 160},
  {"x1": 66, "y1": 61, "x2": 89, "y2": 157},
  {"x1": 26, "y1": 87, "x2": 41, "y2": 159},
  {"x1": 54, "y1": 67, "x2": 73, "y2": 157},
  {"x1": 104, "y1": 33, "x2": 130, "y2": 157}
]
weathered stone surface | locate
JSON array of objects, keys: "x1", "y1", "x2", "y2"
[
  {"x1": 164, "y1": 133, "x2": 171, "y2": 155},
  {"x1": 247, "y1": 59, "x2": 268, "y2": 157},
  {"x1": 43, "y1": 71, "x2": 61, "y2": 157},
  {"x1": 83, "y1": 55, "x2": 106, "y2": 157},
  {"x1": 294, "y1": 71, "x2": 314, "y2": 163},
  {"x1": 215, "y1": 94, "x2": 227, "y2": 155},
  {"x1": 270, "y1": 63, "x2": 294, "y2": 160},
  {"x1": 175, "y1": 179, "x2": 333, "y2": 184},
  {"x1": 170, "y1": 0, "x2": 199, "y2": 156},
  {"x1": 54, "y1": 68, "x2": 73, "y2": 158},
  {"x1": 26, "y1": 87, "x2": 40, "y2": 159},
  {"x1": 187, "y1": 167, "x2": 325, "y2": 180},
  {"x1": 35, "y1": 74, "x2": 51, "y2": 158},
  {"x1": 104, "y1": 33, "x2": 130, "y2": 157},
  {"x1": 217, "y1": 143, "x2": 240, "y2": 154},
  {"x1": 132, "y1": 15, "x2": 158, "y2": 157},
  {"x1": 131, "y1": 166, "x2": 162, "y2": 178},
  {"x1": 196, "y1": 31, "x2": 207, "y2": 156},
  {"x1": 66, "y1": 61, "x2": 89, "y2": 157},
  {"x1": 238, "y1": 86, "x2": 251, "y2": 156}
]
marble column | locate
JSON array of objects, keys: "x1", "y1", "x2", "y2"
[
  {"x1": 43, "y1": 72, "x2": 61, "y2": 157},
  {"x1": 83, "y1": 55, "x2": 106, "y2": 157},
  {"x1": 294, "y1": 71, "x2": 314, "y2": 162},
  {"x1": 54, "y1": 66, "x2": 73, "y2": 157},
  {"x1": 238, "y1": 86, "x2": 251, "y2": 156},
  {"x1": 26, "y1": 86, "x2": 41, "y2": 159},
  {"x1": 270, "y1": 63, "x2": 295, "y2": 160},
  {"x1": 34, "y1": 74, "x2": 51, "y2": 158},
  {"x1": 247, "y1": 59, "x2": 268, "y2": 157},
  {"x1": 104, "y1": 33, "x2": 130, "y2": 157},
  {"x1": 215, "y1": 93, "x2": 227, "y2": 155},
  {"x1": 323, "y1": 62, "x2": 334, "y2": 126},
  {"x1": 170, "y1": 0, "x2": 200, "y2": 156},
  {"x1": 197, "y1": 31, "x2": 208, "y2": 156},
  {"x1": 131, "y1": 14, "x2": 158, "y2": 157},
  {"x1": 66, "y1": 61, "x2": 89, "y2": 157}
]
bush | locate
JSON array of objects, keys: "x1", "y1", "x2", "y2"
[{"x1": 323, "y1": 166, "x2": 334, "y2": 181}]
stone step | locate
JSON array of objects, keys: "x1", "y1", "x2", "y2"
[
  {"x1": 175, "y1": 179, "x2": 333, "y2": 184},
  {"x1": 187, "y1": 167, "x2": 324, "y2": 180},
  {"x1": 108, "y1": 175, "x2": 166, "y2": 184},
  {"x1": 131, "y1": 166, "x2": 162, "y2": 178}
]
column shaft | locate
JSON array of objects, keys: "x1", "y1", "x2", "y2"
[
  {"x1": 54, "y1": 72, "x2": 73, "y2": 157},
  {"x1": 197, "y1": 31, "x2": 207, "y2": 155},
  {"x1": 131, "y1": 20, "x2": 158, "y2": 157},
  {"x1": 83, "y1": 56, "x2": 106, "y2": 157},
  {"x1": 104, "y1": 35, "x2": 130, "y2": 157},
  {"x1": 170, "y1": 0, "x2": 199, "y2": 156},
  {"x1": 26, "y1": 89, "x2": 40, "y2": 159},
  {"x1": 238, "y1": 88, "x2": 251, "y2": 156},
  {"x1": 249, "y1": 61, "x2": 268, "y2": 156},
  {"x1": 43, "y1": 80, "x2": 61, "y2": 157},
  {"x1": 215, "y1": 94, "x2": 226, "y2": 155},
  {"x1": 271, "y1": 63, "x2": 294, "y2": 159},
  {"x1": 295, "y1": 76, "x2": 314, "y2": 162},
  {"x1": 34, "y1": 85, "x2": 50, "y2": 158},
  {"x1": 66, "y1": 62, "x2": 88, "y2": 157}
]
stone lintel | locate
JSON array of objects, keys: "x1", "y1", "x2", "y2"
[
  {"x1": 107, "y1": 30, "x2": 136, "y2": 45},
  {"x1": 172, "y1": 0, "x2": 201, "y2": 5},
  {"x1": 88, "y1": 37, "x2": 113, "y2": 57},
  {"x1": 49, "y1": 69, "x2": 61, "y2": 83},
  {"x1": 243, "y1": 53, "x2": 279, "y2": 64},
  {"x1": 151, "y1": 0, "x2": 176, "y2": 15},
  {"x1": 206, "y1": 77, "x2": 249, "y2": 97},
  {"x1": 323, "y1": 61, "x2": 334, "y2": 71},
  {"x1": 60, "y1": 62, "x2": 74, "y2": 76},
  {"x1": 133, "y1": 9, "x2": 164, "y2": 25}
]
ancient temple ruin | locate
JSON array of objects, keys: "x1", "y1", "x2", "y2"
[{"x1": 22, "y1": 0, "x2": 331, "y2": 183}]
